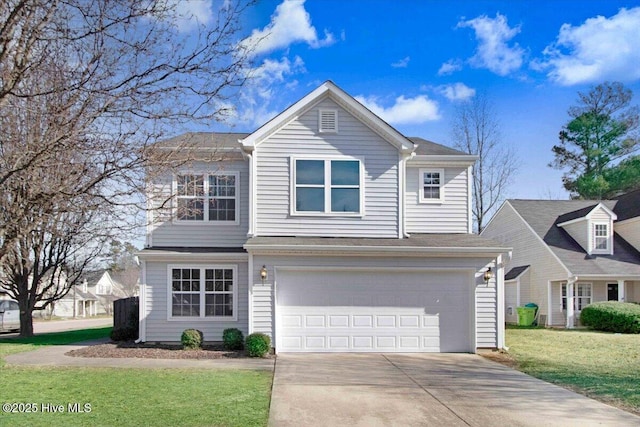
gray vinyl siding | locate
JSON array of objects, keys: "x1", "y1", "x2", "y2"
[
  {"x1": 255, "y1": 97, "x2": 399, "y2": 238},
  {"x1": 405, "y1": 166, "x2": 469, "y2": 233},
  {"x1": 616, "y1": 219, "x2": 640, "y2": 250},
  {"x1": 561, "y1": 220, "x2": 588, "y2": 252},
  {"x1": 148, "y1": 160, "x2": 249, "y2": 247},
  {"x1": 482, "y1": 203, "x2": 569, "y2": 324},
  {"x1": 143, "y1": 261, "x2": 248, "y2": 342},
  {"x1": 250, "y1": 254, "x2": 498, "y2": 350}
]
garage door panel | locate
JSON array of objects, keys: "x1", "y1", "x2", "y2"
[{"x1": 276, "y1": 270, "x2": 472, "y2": 353}]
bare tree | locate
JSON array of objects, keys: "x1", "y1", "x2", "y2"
[
  {"x1": 450, "y1": 94, "x2": 519, "y2": 233},
  {"x1": 0, "y1": 0, "x2": 254, "y2": 335}
]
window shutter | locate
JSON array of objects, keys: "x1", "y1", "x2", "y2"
[{"x1": 319, "y1": 109, "x2": 338, "y2": 133}]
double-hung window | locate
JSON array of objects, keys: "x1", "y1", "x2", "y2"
[
  {"x1": 419, "y1": 169, "x2": 444, "y2": 203},
  {"x1": 170, "y1": 266, "x2": 236, "y2": 319},
  {"x1": 561, "y1": 283, "x2": 592, "y2": 311},
  {"x1": 593, "y1": 223, "x2": 610, "y2": 252},
  {"x1": 175, "y1": 173, "x2": 237, "y2": 222},
  {"x1": 293, "y1": 159, "x2": 362, "y2": 214}
]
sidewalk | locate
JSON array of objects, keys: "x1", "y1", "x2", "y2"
[{"x1": 5, "y1": 339, "x2": 275, "y2": 371}]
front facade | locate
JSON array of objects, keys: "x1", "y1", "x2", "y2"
[
  {"x1": 138, "y1": 81, "x2": 509, "y2": 353},
  {"x1": 481, "y1": 193, "x2": 640, "y2": 328}
]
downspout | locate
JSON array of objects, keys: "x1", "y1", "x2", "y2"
[
  {"x1": 401, "y1": 151, "x2": 415, "y2": 238},
  {"x1": 246, "y1": 151, "x2": 255, "y2": 237},
  {"x1": 135, "y1": 259, "x2": 146, "y2": 343}
]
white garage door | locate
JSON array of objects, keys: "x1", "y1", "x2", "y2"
[{"x1": 276, "y1": 269, "x2": 474, "y2": 353}]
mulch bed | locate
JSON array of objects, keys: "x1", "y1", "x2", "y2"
[{"x1": 66, "y1": 341, "x2": 271, "y2": 359}]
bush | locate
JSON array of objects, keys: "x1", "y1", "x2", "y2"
[
  {"x1": 245, "y1": 333, "x2": 271, "y2": 357},
  {"x1": 580, "y1": 301, "x2": 640, "y2": 334},
  {"x1": 222, "y1": 328, "x2": 244, "y2": 350},
  {"x1": 181, "y1": 329, "x2": 204, "y2": 349}
]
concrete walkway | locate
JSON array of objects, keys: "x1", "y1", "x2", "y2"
[
  {"x1": 5, "y1": 339, "x2": 274, "y2": 371},
  {"x1": 269, "y1": 353, "x2": 640, "y2": 427}
]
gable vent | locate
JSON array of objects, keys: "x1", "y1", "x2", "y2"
[{"x1": 319, "y1": 109, "x2": 338, "y2": 133}]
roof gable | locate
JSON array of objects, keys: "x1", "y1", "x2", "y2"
[
  {"x1": 239, "y1": 81, "x2": 415, "y2": 154},
  {"x1": 556, "y1": 202, "x2": 617, "y2": 226},
  {"x1": 507, "y1": 199, "x2": 640, "y2": 276}
]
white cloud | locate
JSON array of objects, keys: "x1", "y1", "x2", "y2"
[
  {"x1": 355, "y1": 95, "x2": 441, "y2": 125},
  {"x1": 240, "y1": 0, "x2": 335, "y2": 57},
  {"x1": 438, "y1": 59, "x2": 463, "y2": 75},
  {"x1": 457, "y1": 13, "x2": 525, "y2": 76},
  {"x1": 536, "y1": 7, "x2": 640, "y2": 85},
  {"x1": 148, "y1": 0, "x2": 214, "y2": 33},
  {"x1": 233, "y1": 56, "x2": 306, "y2": 126},
  {"x1": 437, "y1": 83, "x2": 476, "y2": 101},
  {"x1": 391, "y1": 56, "x2": 410, "y2": 68}
]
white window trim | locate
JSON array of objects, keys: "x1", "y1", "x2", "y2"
[
  {"x1": 173, "y1": 172, "x2": 240, "y2": 225},
  {"x1": 166, "y1": 264, "x2": 238, "y2": 321},
  {"x1": 561, "y1": 282, "x2": 592, "y2": 312},
  {"x1": 290, "y1": 156, "x2": 365, "y2": 217},
  {"x1": 318, "y1": 109, "x2": 338, "y2": 133},
  {"x1": 591, "y1": 221, "x2": 611, "y2": 254},
  {"x1": 419, "y1": 168, "x2": 445, "y2": 204}
]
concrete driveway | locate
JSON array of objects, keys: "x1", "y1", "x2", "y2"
[{"x1": 269, "y1": 353, "x2": 640, "y2": 427}]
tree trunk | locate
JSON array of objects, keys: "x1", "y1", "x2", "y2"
[{"x1": 19, "y1": 309, "x2": 34, "y2": 337}]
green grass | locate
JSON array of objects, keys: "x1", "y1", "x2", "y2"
[
  {"x1": 506, "y1": 327, "x2": 640, "y2": 414},
  {"x1": 0, "y1": 327, "x2": 112, "y2": 363},
  {"x1": 0, "y1": 328, "x2": 273, "y2": 427},
  {"x1": 0, "y1": 367, "x2": 272, "y2": 427}
]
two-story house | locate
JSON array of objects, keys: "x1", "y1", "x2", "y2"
[
  {"x1": 137, "y1": 81, "x2": 509, "y2": 353},
  {"x1": 481, "y1": 190, "x2": 640, "y2": 328}
]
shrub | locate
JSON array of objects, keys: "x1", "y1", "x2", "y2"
[
  {"x1": 222, "y1": 328, "x2": 244, "y2": 350},
  {"x1": 245, "y1": 333, "x2": 271, "y2": 357},
  {"x1": 580, "y1": 301, "x2": 640, "y2": 334},
  {"x1": 181, "y1": 329, "x2": 204, "y2": 349}
]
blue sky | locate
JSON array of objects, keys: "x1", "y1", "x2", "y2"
[{"x1": 187, "y1": 0, "x2": 640, "y2": 199}]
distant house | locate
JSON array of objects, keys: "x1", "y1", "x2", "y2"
[
  {"x1": 137, "y1": 81, "x2": 510, "y2": 353},
  {"x1": 53, "y1": 270, "x2": 137, "y2": 317},
  {"x1": 481, "y1": 189, "x2": 640, "y2": 328}
]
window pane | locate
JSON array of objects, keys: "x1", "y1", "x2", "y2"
[
  {"x1": 209, "y1": 198, "x2": 235, "y2": 221},
  {"x1": 172, "y1": 294, "x2": 200, "y2": 317},
  {"x1": 424, "y1": 172, "x2": 440, "y2": 185},
  {"x1": 177, "y1": 199, "x2": 204, "y2": 220},
  {"x1": 296, "y1": 160, "x2": 324, "y2": 185},
  {"x1": 177, "y1": 175, "x2": 204, "y2": 196},
  {"x1": 296, "y1": 187, "x2": 325, "y2": 211},
  {"x1": 209, "y1": 175, "x2": 236, "y2": 197},
  {"x1": 331, "y1": 188, "x2": 359, "y2": 212},
  {"x1": 331, "y1": 160, "x2": 359, "y2": 185},
  {"x1": 423, "y1": 187, "x2": 440, "y2": 199}
]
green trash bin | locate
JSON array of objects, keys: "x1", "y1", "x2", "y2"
[{"x1": 517, "y1": 307, "x2": 536, "y2": 326}]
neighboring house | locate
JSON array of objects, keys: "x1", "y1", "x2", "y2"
[
  {"x1": 137, "y1": 81, "x2": 509, "y2": 353},
  {"x1": 54, "y1": 270, "x2": 133, "y2": 317},
  {"x1": 53, "y1": 280, "x2": 99, "y2": 318},
  {"x1": 481, "y1": 190, "x2": 640, "y2": 328}
]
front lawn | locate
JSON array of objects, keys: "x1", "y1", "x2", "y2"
[
  {"x1": 0, "y1": 329, "x2": 273, "y2": 427},
  {"x1": 503, "y1": 327, "x2": 640, "y2": 414}
]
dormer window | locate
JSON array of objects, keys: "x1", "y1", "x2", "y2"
[{"x1": 593, "y1": 223, "x2": 610, "y2": 253}]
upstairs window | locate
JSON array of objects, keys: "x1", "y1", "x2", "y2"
[
  {"x1": 293, "y1": 159, "x2": 361, "y2": 214},
  {"x1": 175, "y1": 173, "x2": 238, "y2": 222},
  {"x1": 593, "y1": 223, "x2": 610, "y2": 252},
  {"x1": 419, "y1": 169, "x2": 444, "y2": 203}
]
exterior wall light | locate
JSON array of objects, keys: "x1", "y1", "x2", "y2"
[
  {"x1": 260, "y1": 265, "x2": 268, "y2": 284},
  {"x1": 483, "y1": 267, "x2": 493, "y2": 283}
]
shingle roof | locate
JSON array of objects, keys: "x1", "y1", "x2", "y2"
[
  {"x1": 408, "y1": 137, "x2": 469, "y2": 156},
  {"x1": 508, "y1": 200, "x2": 640, "y2": 276},
  {"x1": 245, "y1": 234, "x2": 508, "y2": 252},
  {"x1": 505, "y1": 265, "x2": 530, "y2": 280},
  {"x1": 613, "y1": 188, "x2": 640, "y2": 222}
]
